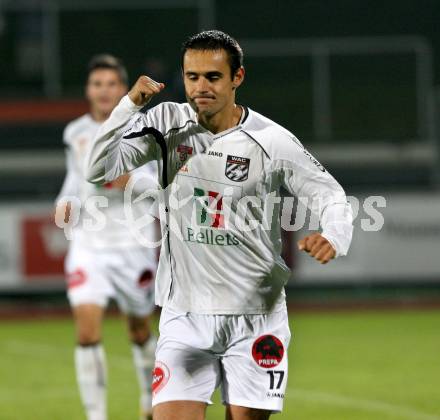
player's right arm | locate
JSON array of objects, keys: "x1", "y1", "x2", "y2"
[
  {"x1": 54, "y1": 131, "x2": 81, "y2": 223},
  {"x1": 86, "y1": 76, "x2": 164, "y2": 185}
]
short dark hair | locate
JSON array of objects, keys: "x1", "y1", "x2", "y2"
[
  {"x1": 181, "y1": 30, "x2": 243, "y2": 79},
  {"x1": 87, "y1": 54, "x2": 128, "y2": 85}
]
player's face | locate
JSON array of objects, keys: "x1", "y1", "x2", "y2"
[
  {"x1": 86, "y1": 69, "x2": 127, "y2": 119},
  {"x1": 183, "y1": 49, "x2": 244, "y2": 118}
]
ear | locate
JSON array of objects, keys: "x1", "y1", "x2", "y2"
[
  {"x1": 85, "y1": 84, "x2": 91, "y2": 101},
  {"x1": 232, "y1": 66, "x2": 245, "y2": 90}
]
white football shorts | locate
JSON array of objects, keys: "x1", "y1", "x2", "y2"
[
  {"x1": 152, "y1": 307, "x2": 291, "y2": 412},
  {"x1": 65, "y1": 241, "x2": 157, "y2": 316}
]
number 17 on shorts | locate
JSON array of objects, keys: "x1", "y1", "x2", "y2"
[{"x1": 252, "y1": 334, "x2": 288, "y2": 402}]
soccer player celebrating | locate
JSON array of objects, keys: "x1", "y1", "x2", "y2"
[
  {"x1": 86, "y1": 32, "x2": 353, "y2": 420},
  {"x1": 55, "y1": 55, "x2": 158, "y2": 420}
]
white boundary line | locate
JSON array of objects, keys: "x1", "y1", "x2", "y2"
[
  {"x1": 3, "y1": 341, "x2": 440, "y2": 419},
  {"x1": 288, "y1": 388, "x2": 440, "y2": 420}
]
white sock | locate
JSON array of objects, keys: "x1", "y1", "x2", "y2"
[
  {"x1": 75, "y1": 344, "x2": 107, "y2": 420},
  {"x1": 132, "y1": 335, "x2": 157, "y2": 418}
]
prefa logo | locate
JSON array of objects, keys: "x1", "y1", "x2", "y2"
[{"x1": 252, "y1": 335, "x2": 285, "y2": 369}]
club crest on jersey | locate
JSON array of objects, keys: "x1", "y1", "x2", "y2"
[{"x1": 225, "y1": 155, "x2": 250, "y2": 182}]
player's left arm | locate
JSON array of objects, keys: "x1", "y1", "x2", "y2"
[
  {"x1": 297, "y1": 232, "x2": 336, "y2": 264},
  {"x1": 280, "y1": 140, "x2": 353, "y2": 264},
  {"x1": 54, "y1": 142, "x2": 81, "y2": 224}
]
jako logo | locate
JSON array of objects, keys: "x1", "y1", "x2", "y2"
[
  {"x1": 194, "y1": 187, "x2": 224, "y2": 228},
  {"x1": 208, "y1": 150, "x2": 223, "y2": 157}
]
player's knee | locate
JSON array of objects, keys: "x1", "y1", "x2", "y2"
[
  {"x1": 128, "y1": 316, "x2": 151, "y2": 345},
  {"x1": 77, "y1": 334, "x2": 101, "y2": 346},
  {"x1": 76, "y1": 325, "x2": 101, "y2": 345},
  {"x1": 226, "y1": 405, "x2": 271, "y2": 420},
  {"x1": 153, "y1": 401, "x2": 206, "y2": 420},
  {"x1": 129, "y1": 327, "x2": 150, "y2": 345}
]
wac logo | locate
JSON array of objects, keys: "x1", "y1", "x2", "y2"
[
  {"x1": 225, "y1": 155, "x2": 250, "y2": 182},
  {"x1": 252, "y1": 335, "x2": 284, "y2": 368},
  {"x1": 194, "y1": 187, "x2": 224, "y2": 229}
]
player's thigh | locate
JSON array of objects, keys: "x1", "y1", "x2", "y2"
[
  {"x1": 153, "y1": 400, "x2": 206, "y2": 420},
  {"x1": 126, "y1": 313, "x2": 153, "y2": 344},
  {"x1": 65, "y1": 243, "x2": 113, "y2": 310},
  {"x1": 221, "y1": 310, "x2": 291, "y2": 413},
  {"x1": 152, "y1": 309, "x2": 220, "y2": 407},
  {"x1": 107, "y1": 247, "x2": 156, "y2": 318}
]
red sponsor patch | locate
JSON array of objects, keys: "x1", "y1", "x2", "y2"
[
  {"x1": 67, "y1": 269, "x2": 87, "y2": 289},
  {"x1": 252, "y1": 335, "x2": 284, "y2": 369},
  {"x1": 177, "y1": 144, "x2": 193, "y2": 161},
  {"x1": 152, "y1": 361, "x2": 170, "y2": 395}
]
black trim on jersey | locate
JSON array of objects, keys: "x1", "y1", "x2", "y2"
[
  {"x1": 123, "y1": 120, "x2": 197, "y2": 188},
  {"x1": 164, "y1": 119, "x2": 197, "y2": 138},
  {"x1": 123, "y1": 124, "x2": 187, "y2": 303},
  {"x1": 123, "y1": 127, "x2": 169, "y2": 188},
  {"x1": 238, "y1": 105, "x2": 249, "y2": 124},
  {"x1": 213, "y1": 126, "x2": 242, "y2": 141},
  {"x1": 240, "y1": 130, "x2": 271, "y2": 159}
]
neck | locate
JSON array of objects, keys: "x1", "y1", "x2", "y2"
[
  {"x1": 198, "y1": 103, "x2": 242, "y2": 134},
  {"x1": 90, "y1": 108, "x2": 110, "y2": 123}
]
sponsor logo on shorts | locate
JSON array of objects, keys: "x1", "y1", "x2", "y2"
[
  {"x1": 67, "y1": 268, "x2": 87, "y2": 289},
  {"x1": 266, "y1": 392, "x2": 285, "y2": 399},
  {"x1": 225, "y1": 155, "x2": 250, "y2": 182},
  {"x1": 152, "y1": 361, "x2": 170, "y2": 395},
  {"x1": 252, "y1": 335, "x2": 284, "y2": 368}
]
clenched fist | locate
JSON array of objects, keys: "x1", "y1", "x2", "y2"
[
  {"x1": 297, "y1": 232, "x2": 336, "y2": 264},
  {"x1": 128, "y1": 75, "x2": 165, "y2": 106}
]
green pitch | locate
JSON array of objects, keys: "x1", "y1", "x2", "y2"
[{"x1": 0, "y1": 309, "x2": 439, "y2": 420}]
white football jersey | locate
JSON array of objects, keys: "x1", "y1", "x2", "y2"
[
  {"x1": 57, "y1": 113, "x2": 158, "y2": 249},
  {"x1": 86, "y1": 95, "x2": 353, "y2": 314}
]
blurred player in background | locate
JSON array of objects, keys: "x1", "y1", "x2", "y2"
[
  {"x1": 55, "y1": 54, "x2": 158, "y2": 420},
  {"x1": 86, "y1": 31, "x2": 353, "y2": 420}
]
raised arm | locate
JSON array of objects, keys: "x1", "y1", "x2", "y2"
[{"x1": 86, "y1": 76, "x2": 164, "y2": 185}]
